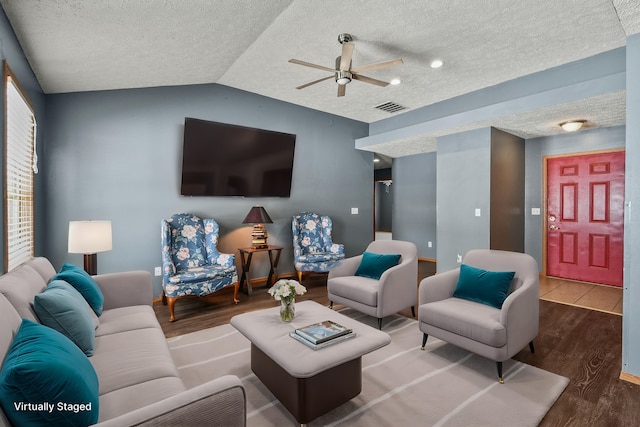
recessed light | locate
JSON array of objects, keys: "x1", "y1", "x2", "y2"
[
  {"x1": 373, "y1": 157, "x2": 380, "y2": 163},
  {"x1": 390, "y1": 78, "x2": 401, "y2": 85},
  {"x1": 560, "y1": 120, "x2": 586, "y2": 132},
  {"x1": 430, "y1": 59, "x2": 444, "y2": 68}
]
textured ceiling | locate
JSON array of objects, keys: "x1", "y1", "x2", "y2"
[{"x1": 1, "y1": 0, "x2": 639, "y2": 161}]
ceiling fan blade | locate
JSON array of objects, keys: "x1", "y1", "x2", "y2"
[
  {"x1": 352, "y1": 73, "x2": 389, "y2": 87},
  {"x1": 351, "y1": 58, "x2": 403, "y2": 74},
  {"x1": 339, "y1": 42, "x2": 354, "y2": 70},
  {"x1": 295, "y1": 75, "x2": 334, "y2": 90},
  {"x1": 289, "y1": 59, "x2": 336, "y2": 73},
  {"x1": 337, "y1": 84, "x2": 346, "y2": 97}
]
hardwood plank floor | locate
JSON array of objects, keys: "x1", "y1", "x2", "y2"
[{"x1": 154, "y1": 274, "x2": 640, "y2": 426}]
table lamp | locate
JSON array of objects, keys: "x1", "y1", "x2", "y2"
[
  {"x1": 242, "y1": 206, "x2": 273, "y2": 248},
  {"x1": 68, "y1": 220, "x2": 112, "y2": 275}
]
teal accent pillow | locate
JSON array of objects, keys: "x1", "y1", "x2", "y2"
[
  {"x1": 0, "y1": 319, "x2": 99, "y2": 427},
  {"x1": 354, "y1": 252, "x2": 402, "y2": 280},
  {"x1": 53, "y1": 263, "x2": 104, "y2": 316},
  {"x1": 453, "y1": 264, "x2": 515, "y2": 309},
  {"x1": 34, "y1": 280, "x2": 96, "y2": 356}
]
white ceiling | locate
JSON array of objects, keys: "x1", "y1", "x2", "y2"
[{"x1": 1, "y1": 0, "x2": 640, "y2": 162}]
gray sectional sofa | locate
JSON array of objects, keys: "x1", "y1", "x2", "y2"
[{"x1": 0, "y1": 257, "x2": 246, "y2": 426}]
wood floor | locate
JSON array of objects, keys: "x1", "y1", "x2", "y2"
[{"x1": 154, "y1": 274, "x2": 640, "y2": 426}]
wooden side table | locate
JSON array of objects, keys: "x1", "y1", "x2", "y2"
[{"x1": 238, "y1": 245, "x2": 283, "y2": 295}]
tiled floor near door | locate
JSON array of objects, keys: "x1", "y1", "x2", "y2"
[{"x1": 539, "y1": 276, "x2": 622, "y2": 315}]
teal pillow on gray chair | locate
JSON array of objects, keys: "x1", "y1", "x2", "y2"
[
  {"x1": 354, "y1": 252, "x2": 401, "y2": 280},
  {"x1": 453, "y1": 263, "x2": 515, "y2": 309}
]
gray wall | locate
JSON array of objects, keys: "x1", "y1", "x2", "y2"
[
  {"x1": 437, "y1": 128, "x2": 492, "y2": 271},
  {"x1": 0, "y1": 10, "x2": 46, "y2": 272},
  {"x1": 392, "y1": 152, "x2": 437, "y2": 259},
  {"x1": 623, "y1": 33, "x2": 640, "y2": 377},
  {"x1": 43, "y1": 84, "x2": 371, "y2": 297}
]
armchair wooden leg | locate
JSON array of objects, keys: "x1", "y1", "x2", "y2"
[
  {"x1": 410, "y1": 305, "x2": 415, "y2": 317},
  {"x1": 497, "y1": 362, "x2": 504, "y2": 384},
  {"x1": 421, "y1": 333, "x2": 428, "y2": 350},
  {"x1": 377, "y1": 318, "x2": 383, "y2": 330},
  {"x1": 167, "y1": 297, "x2": 176, "y2": 322},
  {"x1": 161, "y1": 291, "x2": 167, "y2": 305},
  {"x1": 529, "y1": 341, "x2": 535, "y2": 353},
  {"x1": 329, "y1": 301, "x2": 334, "y2": 309},
  {"x1": 233, "y1": 282, "x2": 240, "y2": 304}
]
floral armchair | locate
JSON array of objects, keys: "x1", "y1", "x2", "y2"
[
  {"x1": 292, "y1": 212, "x2": 345, "y2": 282},
  {"x1": 161, "y1": 213, "x2": 239, "y2": 321}
]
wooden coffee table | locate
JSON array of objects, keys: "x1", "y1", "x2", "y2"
[{"x1": 231, "y1": 300, "x2": 390, "y2": 425}]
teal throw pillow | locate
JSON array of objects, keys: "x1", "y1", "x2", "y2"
[
  {"x1": 53, "y1": 263, "x2": 104, "y2": 316},
  {"x1": 34, "y1": 279, "x2": 96, "y2": 356},
  {"x1": 453, "y1": 264, "x2": 515, "y2": 309},
  {"x1": 354, "y1": 252, "x2": 402, "y2": 280},
  {"x1": 0, "y1": 319, "x2": 99, "y2": 427}
]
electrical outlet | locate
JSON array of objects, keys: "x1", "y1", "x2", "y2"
[
  {"x1": 154, "y1": 266, "x2": 162, "y2": 276},
  {"x1": 456, "y1": 254, "x2": 462, "y2": 263},
  {"x1": 428, "y1": 241, "x2": 432, "y2": 248}
]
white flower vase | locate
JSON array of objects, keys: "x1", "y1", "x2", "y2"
[{"x1": 280, "y1": 299, "x2": 295, "y2": 322}]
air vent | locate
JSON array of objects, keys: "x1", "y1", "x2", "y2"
[{"x1": 374, "y1": 101, "x2": 407, "y2": 113}]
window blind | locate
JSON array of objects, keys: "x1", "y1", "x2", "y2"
[{"x1": 5, "y1": 69, "x2": 35, "y2": 271}]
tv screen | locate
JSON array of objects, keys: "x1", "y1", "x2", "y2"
[{"x1": 180, "y1": 118, "x2": 296, "y2": 197}]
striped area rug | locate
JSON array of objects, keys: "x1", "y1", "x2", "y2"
[{"x1": 167, "y1": 308, "x2": 568, "y2": 426}]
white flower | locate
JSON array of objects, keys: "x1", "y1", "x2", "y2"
[
  {"x1": 181, "y1": 225, "x2": 197, "y2": 240},
  {"x1": 267, "y1": 279, "x2": 307, "y2": 303},
  {"x1": 304, "y1": 220, "x2": 317, "y2": 231}
]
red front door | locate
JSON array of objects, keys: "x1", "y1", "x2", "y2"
[{"x1": 546, "y1": 151, "x2": 625, "y2": 287}]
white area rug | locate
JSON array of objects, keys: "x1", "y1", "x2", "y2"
[{"x1": 167, "y1": 308, "x2": 568, "y2": 426}]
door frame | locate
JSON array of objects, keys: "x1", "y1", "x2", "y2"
[{"x1": 541, "y1": 148, "x2": 625, "y2": 278}]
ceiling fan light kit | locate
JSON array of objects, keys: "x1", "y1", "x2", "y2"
[{"x1": 289, "y1": 33, "x2": 403, "y2": 97}]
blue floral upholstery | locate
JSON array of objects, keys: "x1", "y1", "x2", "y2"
[
  {"x1": 161, "y1": 213, "x2": 239, "y2": 321},
  {"x1": 292, "y1": 212, "x2": 345, "y2": 278}
]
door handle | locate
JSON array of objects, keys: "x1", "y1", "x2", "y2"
[{"x1": 549, "y1": 225, "x2": 560, "y2": 231}]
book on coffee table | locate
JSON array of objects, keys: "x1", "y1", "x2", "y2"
[
  {"x1": 289, "y1": 330, "x2": 356, "y2": 350},
  {"x1": 294, "y1": 320, "x2": 353, "y2": 344}
]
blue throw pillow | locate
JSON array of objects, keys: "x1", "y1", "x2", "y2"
[
  {"x1": 354, "y1": 252, "x2": 402, "y2": 280},
  {"x1": 34, "y1": 280, "x2": 96, "y2": 356},
  {"x1": 453, "y1": 264, "x2": 515, "y2": 309},
  {"x1": 53, "y1": 263, "x2": 104, "y2": 316},
  {"x1": 0, "y1": 319, "x2": 99, "y2": 427}
]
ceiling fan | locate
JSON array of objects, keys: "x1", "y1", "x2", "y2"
[{"x1": 289, "y1": 33, "x2": 403, "y2": 97}]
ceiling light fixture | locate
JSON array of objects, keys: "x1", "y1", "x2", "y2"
[
  {"x1": 373, "y1": 157, "x2": 380, "y2": 163},
  {"x1": 560, "y1": 120, "x2": 586, "y2": 132},
  {"x1": 390, "y1": 78, "x2": 401, "y2": 85},
  {"x1": 430, "y1": 59, "x2": 444, "y2": 68}
]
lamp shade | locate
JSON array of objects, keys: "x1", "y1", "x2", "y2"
[
  {"x1": 242, "y1": 206, "x2": 273, "y2": 224},
  {"x1": 68, "y1": 221, "x2": 113, "y2": 254}
]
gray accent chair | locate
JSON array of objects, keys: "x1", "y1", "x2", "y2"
[
  {"x1": 418, "y1": 249, "x2": 539, "y2": 383},
  {"x1": 327, "y1": 240, "x2": 418, "y2": 329}
]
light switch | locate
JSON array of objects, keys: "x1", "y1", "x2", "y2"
[
  {"x1": 475, "y1": 208, "x2": 481, "y2": 217},
  {"x1": 531, "y1": 208, "x2": 541, "y2": 215},
  {"x1": 351, "y1": 207, "x2": 359, "y2": 215},
  {"x1": 428, "y1": 241, "x2": 432, "y2": 248}
]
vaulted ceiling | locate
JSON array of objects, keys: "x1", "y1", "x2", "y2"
[{"x1": 1, "y1": 0, "x2": 639, "y2": 163}]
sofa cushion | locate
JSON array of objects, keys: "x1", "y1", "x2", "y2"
[
  {"x1": 355, "y1": 252, "x2": 401, "y2": 280},
  {"x1": 453, "y1": 264, "x2": 515, "y2": 309},
  {"x1": 0, "y1": 294, "x2": 22, "y2": 368},
  {"x1": 419, "y1": 298, "x2": 506, "y2": 347},
  {"x1": 54, "y1": 263, "x2": 105, "y2": 316},
  {"x1": 0, "y1": 264, "x2": 47, "y2": 321},
  {"x1": 0, "y1": 319, "x2": 99, "y2": 427},
  {"x1": 327, "y1": 275, "x2": 379, "y2": 306},
  {"x1": 95, "y1": 305, "x2": 161, "y2": 337},
  {"x1": 90, "y1": 328, "x2": 180, "y2": 395},
  {"x1": 34, "y1": 280, "x2": 96, "y2": 356}
]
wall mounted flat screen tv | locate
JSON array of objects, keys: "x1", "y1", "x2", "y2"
[{"x1": 180, "y1": 118, "x2": 296, "y2": 197}]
